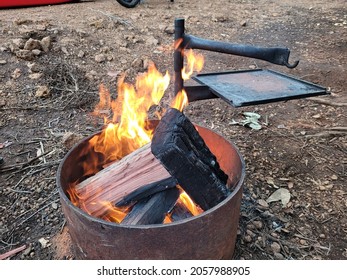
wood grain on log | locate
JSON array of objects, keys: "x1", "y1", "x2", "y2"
[{"x1": 75, "y1": 143, "x2": 171, "y2": 217}]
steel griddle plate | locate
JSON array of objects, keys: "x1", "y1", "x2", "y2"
[{"x1": 193, "y1": 69, "x2": 327, "y2": 107}]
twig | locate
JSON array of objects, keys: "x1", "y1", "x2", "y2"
[
  {"x1": 39, "y1": 141, "x2": 46, "y2": 164},
  {"x1": 308, "y1": 97, "x2": 347, "y2": 107},
  {"x1": 16, "y1": 198, "x2": 60, "y2": 227},
  {"x1": 0, "y1": 245, "x2": 26, "y2": 260},
  {"x1": 0, "y1": 151, "x2": 56, "y2": 173},
  {"x1": 327, "y1": 127, "x2": 347, "y2": 131},
  {"x1": 89, "y1": 8, "x2": 133, "y2": 27},
  {"x1": 305, "y1": 131, "x2": 346, "y2": 138}
]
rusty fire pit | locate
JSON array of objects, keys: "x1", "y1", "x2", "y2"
[{"x1": 57, "y1": 121, "x2": 245, "y2": 259}]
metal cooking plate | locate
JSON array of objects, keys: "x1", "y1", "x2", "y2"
[{"x1": 193, "y1": 69, "x2": 327, "y2": 107}]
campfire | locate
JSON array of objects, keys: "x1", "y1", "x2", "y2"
[
  {"x1": 57, "y1": 27, "x2": 245, "y2": 259},
  {"x1": 65, "y1": 44, "x2": 234, "y2": 226}
]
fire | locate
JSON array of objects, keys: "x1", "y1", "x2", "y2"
[
  {"x1": 181, "y1": 49, "x2": 204, "y2": 80},
  {"x1": 68, "y1": 50, "x2": 205, "y2": 224},
  {"x1": 178, "y1": 189, "x2": 203, "y2": 216},
  {"x1": 171, "y1": 89, "x2": 188, "y2": 111}
]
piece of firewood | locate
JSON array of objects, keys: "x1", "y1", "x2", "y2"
[
  {"x1": 116, "y1": 177, "x2": 178, "y2": 207},
  {"x1": 74, "y1": 143, "x2": 171, "y2": 217},
  {"x1": 151, "y1": 108, "x2": 230, "y2": 210},
  {"x1": 121, "y1": 187, "x2": 180, "y2": 225}
]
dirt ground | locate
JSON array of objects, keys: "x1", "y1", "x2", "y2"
[{"x1": 0, "y1": 0, "x2": 346, "y2": 260}]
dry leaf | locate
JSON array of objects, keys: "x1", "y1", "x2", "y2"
[{"x1": 266, "y1": 188, "x2": 291, "y2": 207}]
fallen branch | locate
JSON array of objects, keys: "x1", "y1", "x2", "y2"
[{"x1": 0, "y1": 245, "x2": 26, "y2": 260}]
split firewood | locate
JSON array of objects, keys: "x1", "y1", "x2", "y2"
[
  {"x1": 151, "y1": 108, "x2": 230, "y2": 210},
  {"x1": 75, "y1": 143, "x2": 171, "y2": 217},
  {"x1": 121, "y1": 187, "x2": 180, "y2": 225},
  {"x1": 116, "y1": 177, "x2": 178, "y2": 207}
]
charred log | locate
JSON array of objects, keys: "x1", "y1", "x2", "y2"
[
  {"x1": 121, "y1": 187, "x2": 180, "y2": 225},
  {"x1": 170, "y1": 202, "x2": 193, "y2": 222},
  {"x1": 116, "y1": 177, "x2": 177, "y2": 207},
  {"x1": 151, "y1": 108, "x2": 230, "y2": 210}
]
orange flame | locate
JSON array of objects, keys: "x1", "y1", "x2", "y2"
[
  {"x1": 181, "y1": 49, "x2": 204, "y2": 80},
  {"x1": 171, "y1": 89, "x2": 188, "y2": 112},
  {"x1": 178, "y1": 189, "x2": 203, "y2": 216}
]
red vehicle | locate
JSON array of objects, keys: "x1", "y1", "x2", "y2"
[{"x1": 0, "y1": 0, "x2": 76, "y2": 8}]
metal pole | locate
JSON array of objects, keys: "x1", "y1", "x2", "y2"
[{"x1": 174, "y1": 18, "x2": 185, "y2": 95}]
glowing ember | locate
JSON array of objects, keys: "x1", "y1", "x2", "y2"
[{"x1": 68, "y1": 50, "x2": 205, "y2": 224}]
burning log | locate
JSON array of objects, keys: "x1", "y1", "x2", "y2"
[
  {"x1": 151, "y1": 108, "x2": 230, "y2": 210},
  {"x1": 121, "y1": 187, "x2": 180, "y2": 225},
  {"x1": 116, "y1": 177, "x2": 177, "y2": 207},
  {"x1": 74, "y1": 143, "x2": 171, "y2": 217}
]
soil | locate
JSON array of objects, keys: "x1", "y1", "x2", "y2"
[{"x1": 0, "y1": 0, "x2": 346, "y2": 260}]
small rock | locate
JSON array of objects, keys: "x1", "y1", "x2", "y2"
[
  {"x1": 0, "y1": 60, "x2": 7, "y2": 65},
  {"x1": 27, "y1": 62, "x2": 40, "y2": 72},
  {"x1": 24, "y1": 38, "x2": 42, "y2": 51},
  {"x1": 131, "y1": 58, "x2": 143, "y2": 69},
  {"x1": 38, "y1": 237, "x2": 49, "y2": 248},
  {"x1": 12, "y1": 38, "x2": 26, "y2": 49},
  {"x1": 23, "y1": 244, "x2": 32, "y2": 256},
  {"x1": 164, "y1": 26, "x2": 175, "y2": 34},
  {"x1": 270, "y1": 242, "x2": 281, "y2": 254},
  {"x1": 146, "y1": 36, "x2": 159, "y2": 46},
  {"x1": 253, "y1": 220, "x2": 263, "y2": 229},
  {"x1": 35, "y1": 85, "x2": 50, "y2": 98},
  {"x1": 274, "y1": 252, "x2": 285, "y2": 260},
  {"x1": 51, "y1": 202, "x2": 58, "y2": 210},
  {"x1": 331, "y1": 175, "x2": 338, "y2": 180},
  {"x1": 213, "y1": 16, "x2": 228, "y2": 22},
  {"x1": 11, "y1": 68, "x2": 22, "y2": 79},
  {"x1": 35, "y1": 24, "x2": 47, "y2": 31},
  {"x1": 62, "y1": 132, "x2": 84, "y2": 150},
  {"x1": 95, "y1": 53, "x2": 106, "y2": 63},
  {"x1": 32, "y1": 49, "x2": 42, "y2": 56},
  {"x1": 61, "y1": 46, "x2": 69, "y2": 55},
  {"x1": 15, "y1": 49, "x2": 34, "y2": 60},
  {"x1": 29, "y1": 73, "x2": 43, "y2": 80},
  {"x1": 300, "y1": 239, "x2": 308, "y2": 245},
  {"x1": 18, "y1": 27, "x2": 36, "y2": 38},
  {"x1": 319, "y1": 234, "x2": 326, "y2": 239},
  {"x1": 77, "y1": 50, "x2": 85, "y2": 58},
  {"x1": 312, "y1": 114, "x2": 321, "y2": 119},
  {"x1": 240, "y1": 20, "x2": 247, "y2": 27},
  {"x1": 143, "y1": 58, "x2": 150, "y2": 70},
  {"x1": 14, "y1": 18, "x2": 32, "y2": 25},
  {"x1": 40, "y1": 36, "x2": 51, "y2": 52},
  {"x1": 257, "y1": 199, "x2": 269, "y2": 208},
  {"x1": 244, "y1": 235, "x2": 252, "y2": 243}
]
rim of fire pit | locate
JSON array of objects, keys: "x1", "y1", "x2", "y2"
[{"x1": 57, "y1": 124, "x2": 245, "y2": 229}]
